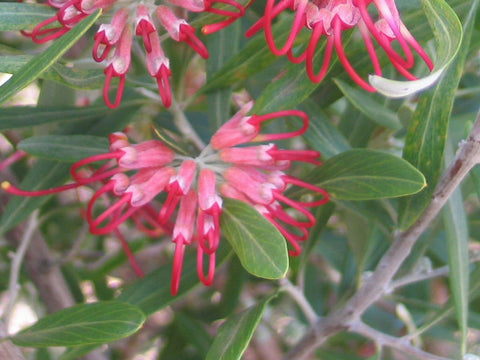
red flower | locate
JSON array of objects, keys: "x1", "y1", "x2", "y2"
[
  {"x1": 24, "y1": 0, "x2": 247, "y2": 108},
  {"x1": 2, "y1": 103, "x2": 329, "y2": 295},
  {"x1": 246, "y1": 0, "x2": 434, "y2": 91}
]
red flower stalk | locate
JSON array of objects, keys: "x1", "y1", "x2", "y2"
[
  {"x1": 2, "y1": 102, "x2": 329, "y2": 295},
  {"x1": 24, "y1": 0, "x2": 247, "y2": 108},
  {"x1": 246, "y1": 0, "x2": 434, "y2": 91}
]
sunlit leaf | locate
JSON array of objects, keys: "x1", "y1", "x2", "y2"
[
  {"x1": 221, "y1": 198, "x2": 288, "y2": 279},
  {"x1": 0, "y1": 10, "x2": 101, "y2": 106},
  {"x1": 206, "y1": 295, "x2": 275, "y2": 360},
  {"x1": 18, "y1": 135, "x2": 109, "y2": 162},
  {"x1": 10, "y1": 301, "x2": 145, "y2": 347},
  {"x1": 308, "y1": 149, "x2": 426, "y2": 200}
]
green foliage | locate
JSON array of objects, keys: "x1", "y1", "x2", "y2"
[
  {"x1": 0, "y1": 0, "x2": 477, "y2": 359},
  {"x1": 9, "y1": 301, "x2": 145, "y2": 347}
]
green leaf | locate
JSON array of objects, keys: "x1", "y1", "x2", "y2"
[
  {"x1": 0, "y1": 3, "x2": 55, "y2": 31},
  {"x1": 334, "y1": 79, "x2": 401, "y2": 130},
  {"x1": 399, "y1": 0, "x2": 478, "y2": 228},
  {"x1": 308, "y1": 149, "x2": 426, "y2": 200},
  {"x1": 299, "y1": 100, "x2": 351, "y2": 159},
  {"x1": 10, "y1": 301, "x2": 145, "y2": 347},
  {"x1": 0, "y1": 56, "x2": 105, "y2": 90},
  {"x1": 220, "y1": 198, "x2": 288, "y2": 279},
  {"x1": 206, "y1": 295, "x2": 274, "y2": 360},
  {"x1": 0, "y1": 10, "x2": 101, "y2": 106},
  {"x1": 18, "y1": 135, "x2": 109, "y2": 162},
  {"x1": 369, "y1": 0, "x2": 462, "y2": 97},
  {"x1": 0, "y1": 103, "x2": 141, "y2": 130},
  {"x1": 206, "y1": 20, "x2": 241, "y2": 129},
  {"x1": 442, "y1": 143, "x2": 470, "y2": 355}
]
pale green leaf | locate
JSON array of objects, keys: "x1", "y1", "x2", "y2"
[{"x1": 221, "y1": 198, "x2": 288, "y2": 279}]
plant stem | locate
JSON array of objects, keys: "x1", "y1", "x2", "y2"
[{"x1": 284, "y1": 109, "x2": 480, "y2": 360}]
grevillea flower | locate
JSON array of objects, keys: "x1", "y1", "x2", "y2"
[
  {"x1": 24, "y1": 0, "x2": 247, "y2": 108},
  {"x1": 246, "y1": 0, "x2": 434, "y2": 92},
  {"x1": 2, "y1": 102, "x2": 329, "y2": 295}
]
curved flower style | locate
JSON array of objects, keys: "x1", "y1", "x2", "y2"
[
  {"x1": 25, "y1": 0, "x2": 247, "y2": 108},
  {"x1": 2, "y1": 102, "x2": 329, "y2": 295},
  {"x1": 246, "y1": 0, "x2": 434, "y2": 92}
]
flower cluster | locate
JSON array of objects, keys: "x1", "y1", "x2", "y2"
[
  {"x1": 25, "y1": 0, "x2": 247, "y2": 108},
  {"x1": 246, "y1": 0, "x2": 434, "y2": 91},
  {"x1": 2, "y1": 103, "x2": 328, "y2": 295}
]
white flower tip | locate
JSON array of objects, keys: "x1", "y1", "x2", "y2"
[{"x1": 368, "y1": 68, "x2": 445, "y2": 98}]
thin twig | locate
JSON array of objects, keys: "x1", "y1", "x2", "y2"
[
  {"x1": 279, "y1": 278, "x2": 319, "y2": 326},
  {"x1": 170, "y1": 96, "x2": 206, "y2": 150},
  {"x1": 4, "y1": 211, "x2": 39, "y2": 329},
  {"x1": 350, "y1": 321, "x2": 452, "y2": 360},
  {"x1": 284, "y1": 109, "x2": 480, "y2": 360}
]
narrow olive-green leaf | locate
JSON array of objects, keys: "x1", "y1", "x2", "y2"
[
  {"x1": 308, "y1": 149, "x2": 426, "y2": 200},
  {"x1": 251, "y1": 54, "x2": 319, "y2": 115},
  {"x1": 0, "y1": 56, "x2": 105, "y2": 90},
  {"x1": 206, "y1": 295, "x2": 274, "y2": 360},
  {"x1": 221, "y1": 198, "x2": 288, "y2": 279},
  {"x1": 334, "y1": 79, "x2": 401, "y2": 130},
  {"x1": 18, "y1": 135, "x2": 109, "y2": 162},
  {"x1": 0, "y1": 102, "x2": 142, "y2": 130},
  {"x1": 370, "y1": 0, "x2": 462, "y2": 97},
  {"x1": 399, "y1": 0, "x2": 478, "y2": 228},
  {"x1": 0, "y1": 10, "x2": 101, "y2": 106},
  {"x1": 200, "y1": 18, "x2": 291, "y2": 93},
  {"x1": 0, "y1": 3, "x2": 55, "y2": 31},
  {"x1": 442, "y1": 143, "x2": 470, "y2": 355},
  {"x1": 299, "y1": 100, "x2": 351, "y2": 159},
  {"x1": 206, "y1": 21, "x2": 240, "y2": 129},
  {"x1": 10, "y1": 301, "x2": 145, "y2": 347}
]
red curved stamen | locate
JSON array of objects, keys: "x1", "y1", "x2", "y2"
[
  {"x1": 287, "y1": 47, "x2": 307, "y2": 64},
  {"x1": 264, "y1": 0, "x2": 305, "y2": 56},
  {"x1": 103, "y1": 66, "x2": 126, "y2": 109},
  {"x1": 114, "y1": 229, "x2": 144, "y2": 277},
  {"x1": 171, "y1": 236, "x2": 186, "y2": 295},
  {"x1": 333, "y1": 18, "x2": 376, "y2": 92},
  {"x1": 1, "y1": 180, "x2": 80, "y2": 197},
  {"x1": 306, "y1": 26, "x2": 335, "y2": 83},
  {"x1": 92, "y1": 32, "x2": 112, "y2": 62},
  {"x1": 245, "y1": 0, "x2": 291, "y2": 38},
  {"x1": 356, "y1": 1, "x2": 414, "y2": 70},
  {"x1": 57, "y1": 0, "x2": 86, "y2": 27},
  {"x1": 283, "y1": 175, "x2": 330, "y2": 207},
  {"x1": 179, "y1": 24, "x2": 209, "y2": 59},
  {"x1": 249, "y1": 110, "x2": 309, "y2": 142},
  {"x1": 197, "y1": 246, "x2": 216, "y2": 286},
  {"x1": 31, "y1": 17, "x2": 69, "y2": 43},
  {"x1": 70, "y1": 151, "x2": 123, "y2": 183},
  {"x1": 137, "y1": 20, "x2": 154, "y2": 53},
  {"x1": 358, "y1": 20, "x2": 382, "y2": 76},
  {"x1": 87, "y1": 188, "x2": 138, "y2": 235},
  {"x1": 267, "y1": 148, "x2": 321, "y2": 165},
  {"x1": 155, "y1": 65, "x2": 172, "y2": 108},
  {"x1": 265, "y1": 215, "x2": 305, "y2": 256},
  {"x1": 267, "y1": 203, "x2": 314, "y2": 228},
  {"x1": 273, "y1": 190, "x2": 317, "y2": 226},
  {"x1": 158, "y1": 184, "x2": 182, "y2": 224},
  {"x1": 0, "y1": 150, "x2": 27, "y2": 172}
]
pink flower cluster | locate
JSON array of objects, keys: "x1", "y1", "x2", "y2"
[
  {"x1": 25, "y1": 0, "x2": 247, "y2": 108},
  {"x1": 246, "y1": 0, "x2": 433, "y2": 91},
  {"x1": 2, "y1": 103, "x2": 328, "y2": 294}
]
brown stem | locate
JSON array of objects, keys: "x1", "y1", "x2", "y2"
[{"x1": 284, "y1": 110, "x2": 480, "y2": 360}]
